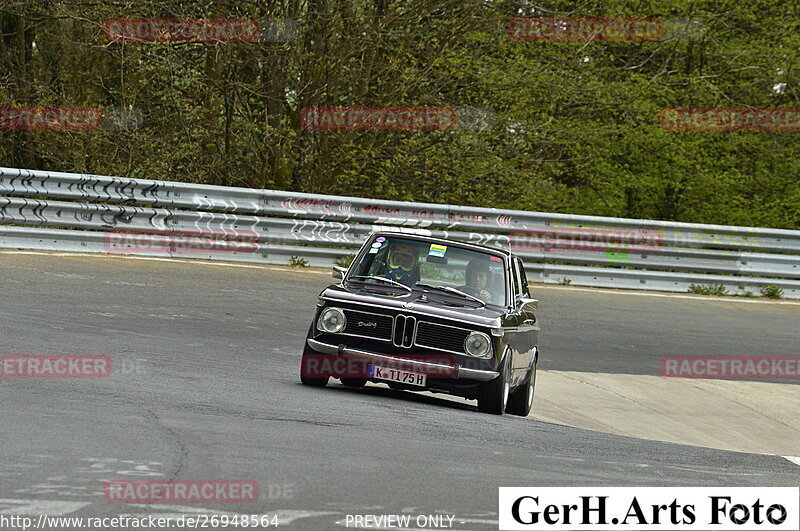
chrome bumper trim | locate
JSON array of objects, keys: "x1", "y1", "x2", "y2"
[{"x1": 306, "y1": 338, "x2": 499, "y2": 382}]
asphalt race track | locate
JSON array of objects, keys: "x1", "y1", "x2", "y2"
[{"x1": 1, "y1": 253, "x2": 798, "y2": 530}]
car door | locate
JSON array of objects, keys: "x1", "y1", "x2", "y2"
[{"x1": 507, "y1": 257, "x2": 539, "y2": 384}]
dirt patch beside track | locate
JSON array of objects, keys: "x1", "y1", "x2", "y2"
[{"x1": 532, "y1": 370, "x2": 800, "y2": 456}]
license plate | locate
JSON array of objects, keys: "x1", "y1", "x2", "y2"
[{"x1": 368, "y1": 364, "x2": 427, "y2": 387}]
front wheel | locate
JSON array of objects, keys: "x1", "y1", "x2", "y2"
[
  {"x1": 477, "y1": 355, "x2": 510, "y2": 415},
  {"x1": 300, "y1": 342, "x2": 329, "y2": 387},
  {"x1": 506, "y1": 360, "x2": 536, "y2": 417}
]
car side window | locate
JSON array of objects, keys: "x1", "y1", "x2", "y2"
[
  {"x1": 516, "y1": 258, "x2": 531, "y2": 298},
  {"x1": 511, "y1": 258, "x2": 521, "y2": 299}
]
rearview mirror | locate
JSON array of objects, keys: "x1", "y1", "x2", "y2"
[
  {"x1": 518, "y1": 297, "x2": 538, "y2": 312},
  {"x1": 426, "y1": 255, "x2": 448, "y2": 265},
  {"x1": 332, "y1": 266, "x2": 346, "y2": 279}
]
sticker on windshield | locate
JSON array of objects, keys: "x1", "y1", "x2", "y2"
[
  {"x1": 428, "y1": 244, "x2": 447, "y2": 258},
  {"x1": 371, "y1": 242, "x2": 382, "y2": 248},
  {"x1": 375, "y1": 237, "x2": 386, "y2": 243}
]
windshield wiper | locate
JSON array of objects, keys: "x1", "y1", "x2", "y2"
[
  {"x1": 414, "y1": 282, "x2": 486, "y2": 307},
  {"x1": 347, "y1": 275, "x2": 413, "y2": 294}
]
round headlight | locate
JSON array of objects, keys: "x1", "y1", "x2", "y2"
[
  {"x1": 317, "y1": 307, "x2": 346, "y2": 333},
  {"x1": 464, "y1": 331, "x2": 491, "y2": 358}
]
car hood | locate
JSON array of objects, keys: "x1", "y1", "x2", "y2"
[{"x1": 319, "y1": 284, "x2": 506, "y2": 328}]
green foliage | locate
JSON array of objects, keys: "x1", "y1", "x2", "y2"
[
  {"x1": 0, "y1": 1, "x2": 798, "y2": 230},
  {"x1": 288, "y1": 256, "x2": 309, "y2": 268},
  {"x1": 334, "y1": 254, "x2": 355, "y2": 268},
  {"x1": 688, "y1": 284, "x2": 728, "y2": 296},
  {"x1": 419, "y1": 261, "x2": 448, "y2": 281},
  {"x1": 760, "y1": 284, "x2": 784, "y2": 299}
]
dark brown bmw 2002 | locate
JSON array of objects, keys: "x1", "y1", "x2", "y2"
[{"x1": 300, "y1": 231, "x2": 539, "y2": 415}]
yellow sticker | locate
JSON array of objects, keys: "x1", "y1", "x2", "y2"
[{"x1": 429, "y1": 244, "x2": 447, "y2": 258}]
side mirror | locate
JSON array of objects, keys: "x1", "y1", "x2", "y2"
[
  {"x1": 332, "y1": 266, "x2": 346, "y2": 280},
  {"x1": 518, "y1": 297, "x2": 538, "y2": 312}
]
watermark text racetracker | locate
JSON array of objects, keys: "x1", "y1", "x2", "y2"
[
  {"x1": 510, "y1": 227, "x2": 664, "y2": 253},
  {"x1": 508, "y1": 17, "x2": 705, "y2": 42},
  {"x1": 104, "y1": 18, "x2": 297, "y2": 43},
  {"x1": 499, "y1": 487, "x2": 799, "y2": 530},
  {"x1": 301, "y1": 352, "x2": 479, "y2": 380},
  {"x1": 104, "y1": 479, "x2": 259, "y2": 503},
  {"x1": 300, "y1": 106, "x2": 495, "y2": 131},
  {"x1": 661, "y1": 356, "x2": 800, "y2": 380},
  {"x1": 301, "y1": 106, "x2": 457, "y2": 131},
  {"x1": 509, "y1": 17, "x2": 664, "y2": 42},
  {"x1": 1, "y1": 355, "x2": 110, "y2": 378},
  {"x1": 661, "y1": 108, "x2": 800, "y2": 132},
  {"x1": 103, "y1": 228, "x2": 259, "y2": 255},
  {"x1": 0, "y1": 514, "x2": 280, "y2": 530},
  {"x1": 0, "y1": 106, "x2": 140, "y2": 131}
]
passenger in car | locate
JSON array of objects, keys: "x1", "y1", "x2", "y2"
[{"x1": 459, "y1": 258, "x2": 493, "y2": 303}]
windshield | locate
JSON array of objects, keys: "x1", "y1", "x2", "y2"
[{"x1": 348, "y1": 235, "x2": 507, "y2": 305}]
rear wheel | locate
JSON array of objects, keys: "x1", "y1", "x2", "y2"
[
  {"x1": 299, "y1": 342, "x2": 329, "y2": 387},
  {"x1": 477, "y1": 355, "x2": 510, "y2": 415},
  {"x1": 506, "y1": 360, "x2": 536, "y2": 417}
]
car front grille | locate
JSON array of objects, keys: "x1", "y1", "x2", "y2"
[
  {"x1": 338, "y1": 310, "x2": 475, "y2": 354},
  {"x1": 393, "y1": 314, "x2": 416, "y2": 348},
  {"x1": 342, "y1": 309, "x2": 394, "y2": 341},
  {"x1": 414, "y1": 321, "x2": 471, "y2": 354}
]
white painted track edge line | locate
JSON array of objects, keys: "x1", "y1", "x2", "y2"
[
  {"x1": 781, "y1": 455, "x2": 800, "y2": 467},
  {"x1": 0, "y1": 250, "x2": 328, "y2": 274},
  {"x1": 532, "y1": 284, "x2": 800, "y2": 306},
  {"x1": 1, "y1": 249, "x2": 796, "y2": 289}
]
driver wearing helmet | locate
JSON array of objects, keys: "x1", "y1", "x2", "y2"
[{"x1": 385, "y1": 241, "x2": 420, "y2": 287}]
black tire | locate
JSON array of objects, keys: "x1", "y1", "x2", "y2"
[
  {"x1": 340, "y1": 378, "x2": 367, "y2": 388},
  {"x1": 477, "y1": 355, "x2": 510, "y2": 415},
  {"x1": 506, "y1": 360, "x2": 536, "y2": 417},
  {"x1": 301, "y1": 374, "x2": 329, "y2": 387},
  {"x1": 299, "y1": 342, "x2": 329, "y2": 387}
]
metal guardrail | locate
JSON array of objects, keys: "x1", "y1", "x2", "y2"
[{"x1": 2, "y1": 167, "x2": 800, "y2": 298}]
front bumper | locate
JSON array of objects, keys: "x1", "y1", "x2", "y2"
[{"x1": 306, "y1": 338, "x2": 499, "y2": 382}]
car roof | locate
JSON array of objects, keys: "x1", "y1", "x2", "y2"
[{"x1": 371, "y1": 231, "x2": 514, "y2": 257}]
